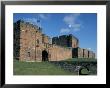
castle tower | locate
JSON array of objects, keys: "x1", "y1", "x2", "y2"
[
  {"x1": 14, "y1": 20, "x2": 43, "y2": 61},
  {"x1": 68, "y1": 34, "x2": 79, "y2": 48},
  {"x1": 52, "y1": 34, "x2": 79, "y2": 48}
]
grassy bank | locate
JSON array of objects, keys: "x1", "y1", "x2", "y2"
[
  {"x1": 14, "y1": 60, "x2": 77, "y2": 75},
  {"x1": 62, "y1": 58, "x2": 97, "y2": 62},
  {"x1": 14, "y1": 58, "x2": 97, "y2": 75}
]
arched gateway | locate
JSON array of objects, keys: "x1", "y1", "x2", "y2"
[{"x1": 42, "y1": 50, "x2": 48, "y2": 61}]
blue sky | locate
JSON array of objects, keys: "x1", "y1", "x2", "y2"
[{"x1": 13, "y1": 13, "x2": 97, "y2": 54}]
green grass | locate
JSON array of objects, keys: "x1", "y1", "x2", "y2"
[
  {"x1": 62, "y1": 58, "x2": 97, "y2": 62},
  {"x1": 80, "y1": 68, "x2": 89, "y2": 75},
  {"x1": 13, "y1": 60, "x2": 77, "y2": 75}
]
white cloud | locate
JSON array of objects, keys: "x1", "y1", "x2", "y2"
[
  {"x1": 22, "y1": 14, "x2": 50, "y2": 26},
  {"x1": 63, "y1": 13, "x2": 81, "y2": 32},
  {"x1": 64, "y1": 14, "x2": 75, "y2": 25},
  {"x1": 60, "y1": 28, "x2": 70, "y2": 33},
  {"x1": 72, "y1": 24, "x2": 80, "y2": 28},
  {"x1": 73, "y1": 28, "x2": 80, "y2": 31},
  {"x1": 23, "y1": 18, "x2": 38, "y2": 24},
  {"x1": 39, "y1": 14, "x2": 49, "y2": 19},
  {"x1": 88, "y1": 48, "x2": 91, "y2": 50},
  {"x1": 63, "y1": 13, "x2": 80, "y2": 24},
  {"x1": 22, "y1": 17, "x2": 42, "y2": 27}
]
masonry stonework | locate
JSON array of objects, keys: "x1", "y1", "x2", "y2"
[
  {"x1": 52, "y1": 34, "x2": 79, "y2": 48},
  {"x1": 14, "y1": 20, "x2": 95, "y2": 62},
  {"x1": 72, "y1": 47, "x2": 83, "y2": 58}
]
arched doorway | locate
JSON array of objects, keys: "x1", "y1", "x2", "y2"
[{"x1": 42, "y1": 50, "x2": 48, "y2": 61}]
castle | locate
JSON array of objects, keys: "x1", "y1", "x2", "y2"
[{"x1": 14, "y1": 20, "x2": 95, "y2": 62}]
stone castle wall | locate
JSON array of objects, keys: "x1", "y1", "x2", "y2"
[
  {"x1": 83, "y1": 49, "x2": 88, "y2": 58},
  {"x1": 52, "y1": 34, "x2": 79, "y2": 48},
  {"x1": 77, "y1": 48, "x2": 83, "y2": 58},
  {"x1": 14, "y1": 20, "x2": 95, "y2": 62},
  {"x1": 49, "y1": 45, "x2": 72, "y2": 61},
  {"x1": 73, "y1": 48, "x2": 95, "y2": 59},
  {"x1": 14, "y1": 20, "x2": 72, "y2": 62}
]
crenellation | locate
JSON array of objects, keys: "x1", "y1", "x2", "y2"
[{"x1": 14, "y1": 20, "x2": 96, "y2": 62}]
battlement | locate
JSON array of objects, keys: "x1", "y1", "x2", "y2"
[
  {"x1": 52, "y1": 34, "x2": 79, "y2": 48},
  {"x1": 14, "y1": 19, "x2": 95, "y2": 62},
  {"x1": 14, "y1": 20, "x2": 42, "y2": 33}
]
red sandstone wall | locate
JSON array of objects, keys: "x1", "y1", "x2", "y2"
[
  {"x1": 83, "y1": 49, "x2": 88, "y2": 58},
  {"x1": 19, "y1": 22, "x2": 36, "y2": 61},
  {"x1": 14, "y1": 20, "x2": 95, "y2": 62},
  {"x1": 77, "y1": 48, "x2": 83, "y2": 58},
  {"x1": 42, "y1": 34, "x2": 49, "y2": 44},
  {"x1": 72, "y1": 38, "x2": 79, "y2": 48},
  {"x1": 48, "y1": 45, "x2": 72, "y2": 61}
]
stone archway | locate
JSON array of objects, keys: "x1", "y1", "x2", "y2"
[{"x1": 42, "y1": 50, "x2": 48, "y2": 61}]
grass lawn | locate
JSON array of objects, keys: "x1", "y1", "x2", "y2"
[
  {"x1": 14, "y1": 60, "x2": 77, "y2": 75},
  {"x1": 62, "y1": 58, "x2": 97, "y2": 62}
]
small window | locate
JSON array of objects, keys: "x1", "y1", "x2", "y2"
[
  {"x1": 37, "y1": 39, "x2": 39, "y2": 44},
  {"x1": 25, "y1": 30, "x2": 28, "y2": 33},
  {"x1": 28, "y1": 52, "x2": 30, "y2": 57}
]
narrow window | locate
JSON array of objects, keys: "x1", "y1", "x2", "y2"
[
  {"x1": 28, "y1": 52, "x2": 30, "y2": 57},
  {"x1": 37, "y1": 39, "x2": 39, "y2": 44}
]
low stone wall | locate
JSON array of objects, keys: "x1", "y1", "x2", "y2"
[{"x1": 50, "y1": 61, "x2": 97, "y2": 75}]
